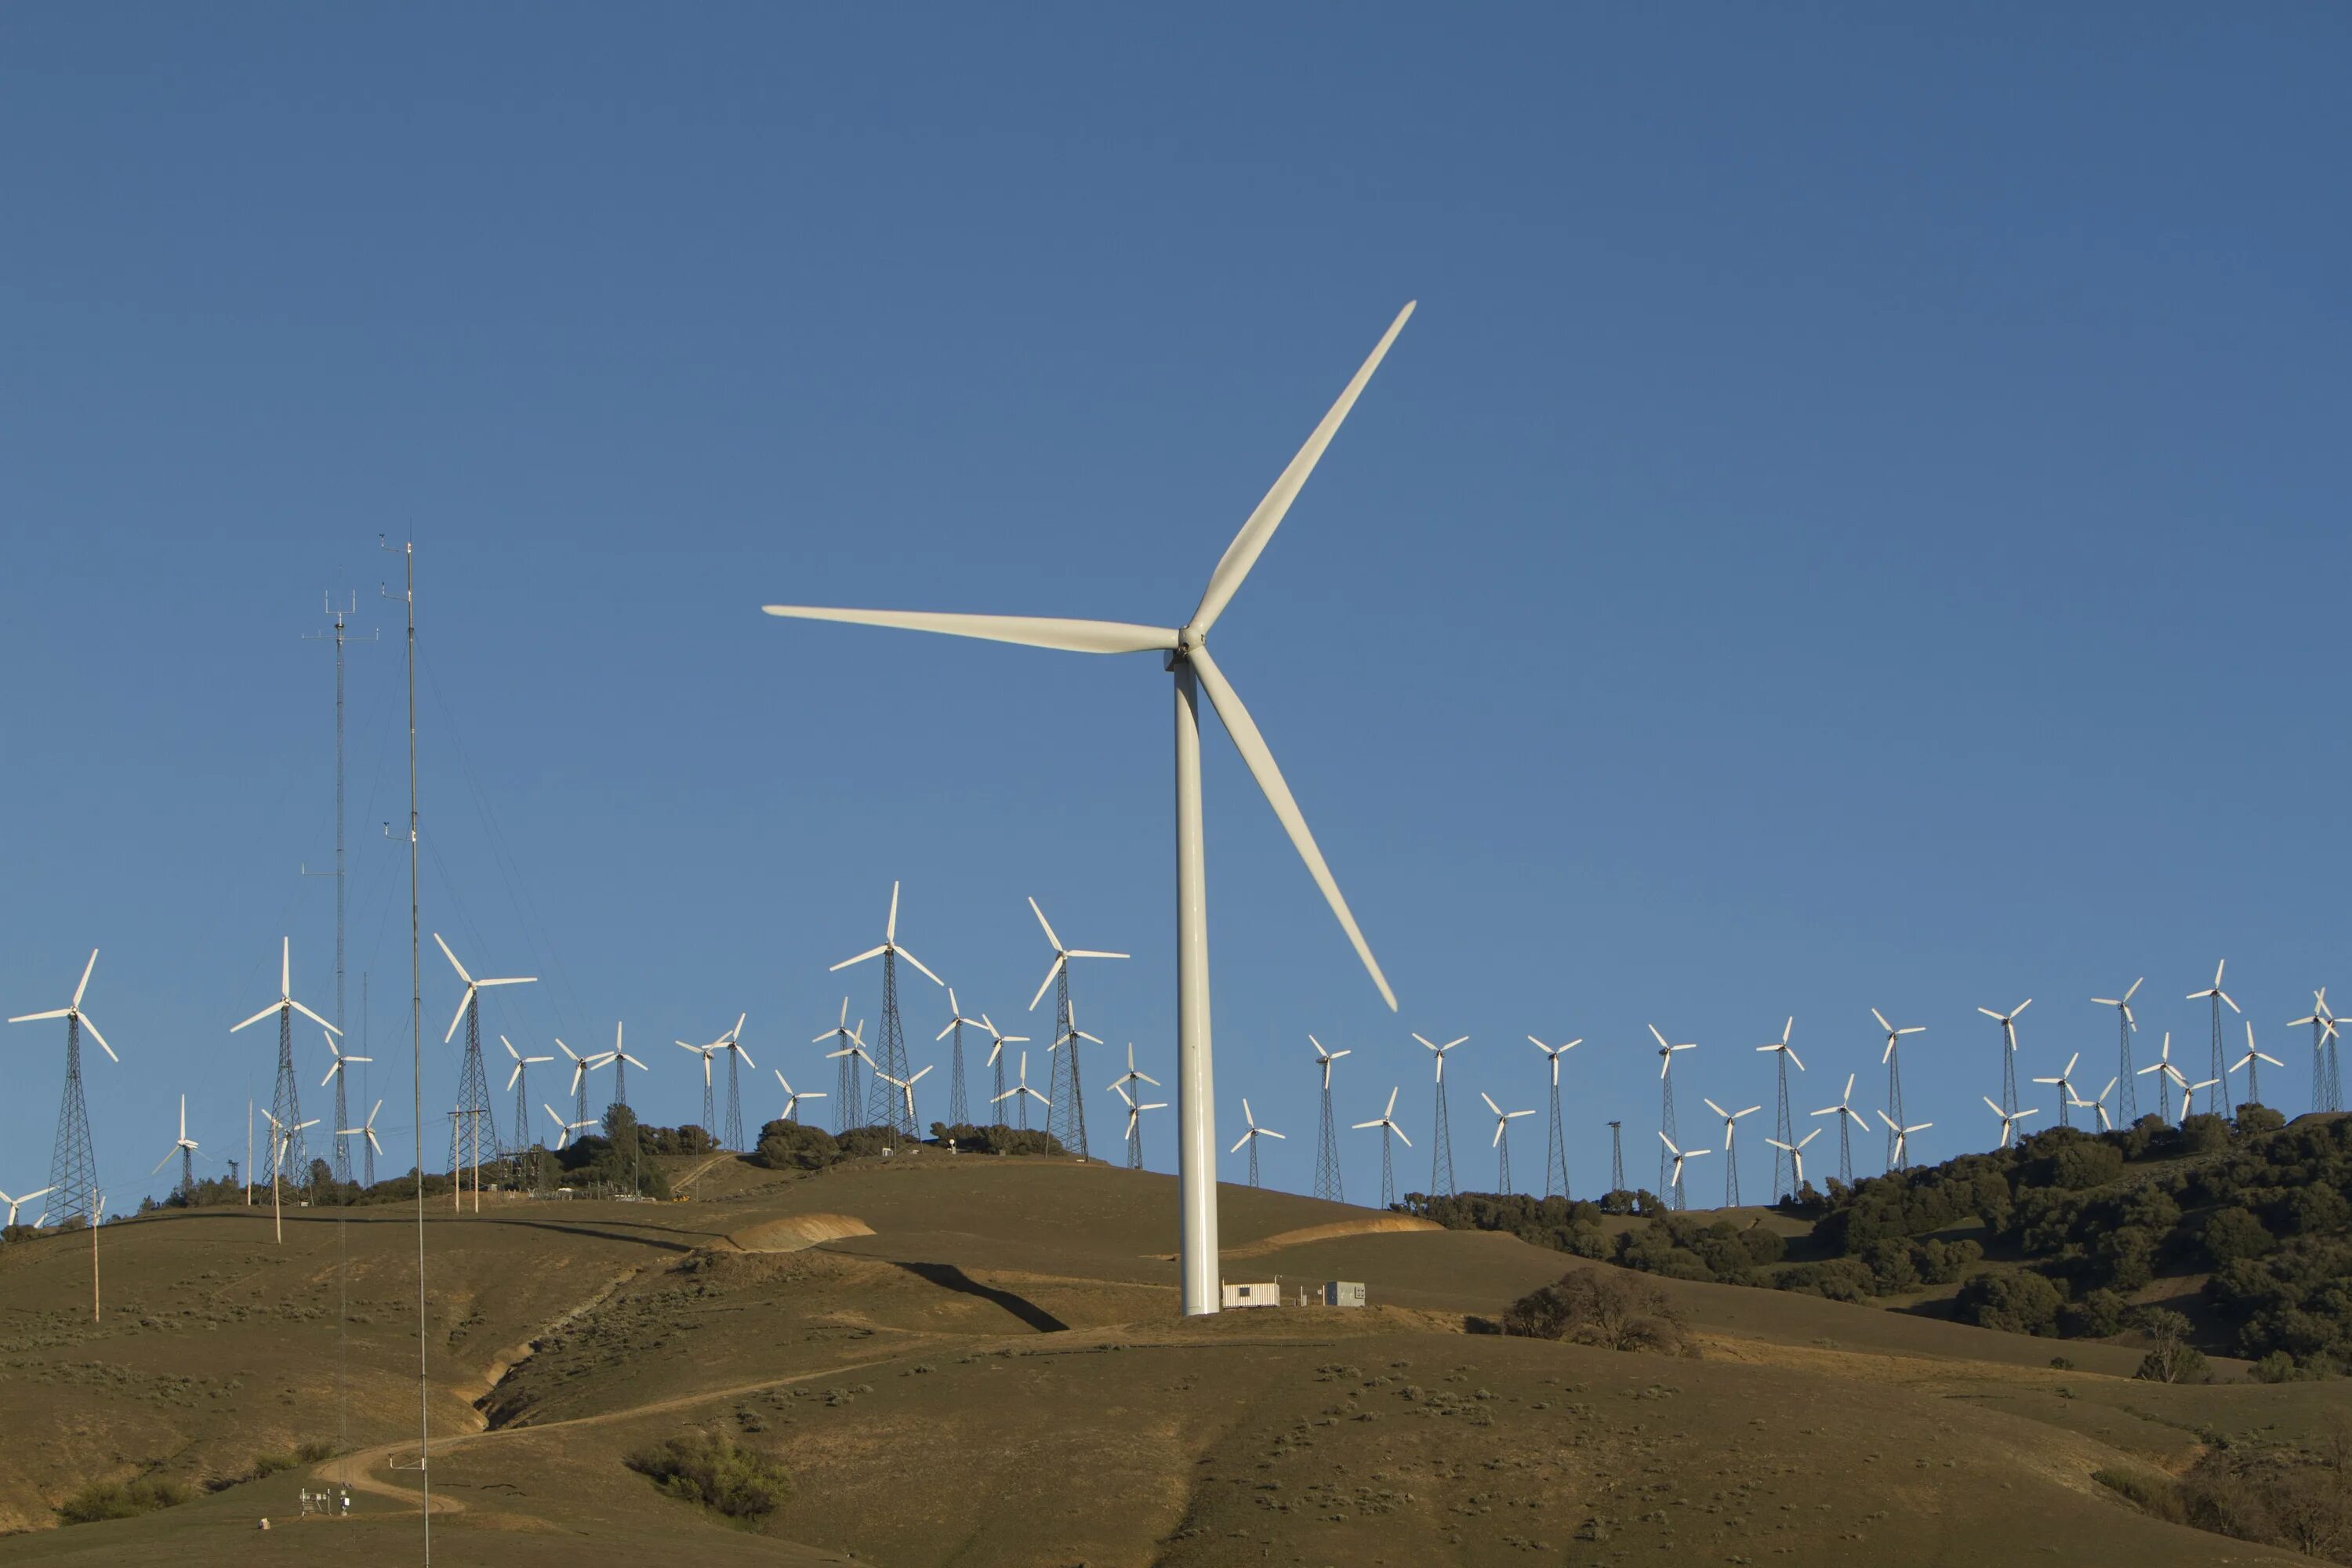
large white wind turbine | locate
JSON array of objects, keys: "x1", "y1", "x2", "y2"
[{"x1": 764, "y1": 304, "x2": 1415, "y2": 1315}]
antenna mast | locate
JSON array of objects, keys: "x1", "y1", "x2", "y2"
[
  {"x1": 382, "y1": 536, "x2": 430, "y2": 1562},
  {"x1": 304, "y1": 594, "x2": 378, "y2": 1183}
]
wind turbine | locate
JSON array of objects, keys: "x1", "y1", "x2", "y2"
[
  {"x1": 1483, "y1": 1092, "x2": 1534, "y2": 1192},
  {"x1": 1649, "y1": 1025, "x2": 1696, "y2": 1200},
  {"x1": 1871, "y1": 1008, "x2": 1925, "y2": 1173},
  {"x1": 233, "y1": 939, "x2": 339, "y2": 1204},
  {"x1": 1108, "y1": 1044, "x2": 1162, "y2": 1171},
  {"x1": 764, "y1": 304, "x2": 1416, "y2": 1315},
  {"x1": 1309, "y1": 1036, "x2": 1351, "y2": 1203},
  {"x1": 555, "y1": 1039, "x2": 596, "y2": 1131},
  {"x1": 992, "y1": 1050, "x2": 1049, "y2": 1132},
  {"x1": 718, "y1": 1015, "x2": 753, "y2": 1152},
  {"x1": 150, "y1": 1094, "x2": 201, "y2": 1200},
  {"x1": 1230, "y1": 1098, "x2": 1285, "y2": 1188},
  {"x1": 430, "y1": 933, "x2": 534, "y2": 1207},
  {"x1": 0, "y1": 1186, "x2": 54, "y2": 1230},
  {"x1": 1352, "y1": 1087, "x2": 1411, "y2": 1208},
  {"x1": 833, "y1": 882, "x2": 942, "y2": 1139},
  {"x1": 1877, "y1": 1110, "x2": 1931, "y2": 1169},
  {"x1": 677, "y1": 1034, "x2": 724, "y2": 1142},
  {"x1": 1765, "y1": 1127, "x2": 1823, "y2": 1194},
  {"x1": 877, "y1": 1065, "x2": 934, "y2": 1140},
  {"x1": 1983, "y1": 1096, "x2": 2039, "y2": 1149},
  {"x1": 337, "y1": 1100, "x2": 385, "y2": 1179},
  {"x1": 2288, "y1": 990, "x2": 2341, "y2": 1114},
  {"x1": 936, "y1": 988, "x2": 987, "y2": 1127},
  {"x1": 774, "y1": 1070, "x2": 824, "y2": 1125},
  {"x1": 2230, "y1": 1021, "x2": 2282, "y2": 1112},
  {"x1": 1658, "y1": 1132, "x2": 1709, "y2": 1210},
  {"x1": 814, "y1": 1001, "x2": 866, "y2": 1134},
  {"x1": 543, "y1": 1102, "x2": 593, "y2": 1151},
  {"x1": 1528, "y1": 1035, "x2": 1581, "y2": 1200},
  {"x1": 1023, "y1": 897, "x2": 1127, "y2": 1162},
  {"x1": 2031, "y1": 1054, "x2": 2082, "y2": 1130},
  {"x1": 2091, "y1": 978, "x2": 2143, "y2": 1124},
  {"x1": 2181, "y1": 1076, "x2": 2223, "y2": 1120},
  {"x1": 1976, "y1": 998, "x2": 2031, "y2": 1116},
  {"x1": 1416, "y1": 1033, "x2": 1466, "y2": 1198},
  {"x1": 10, "y1": 949, "x2": 117, "y2": 1227},
  {"x1": 2189, "y1": 961, "x2": 2241, "y2": 1114},
  {"x1": 1114, "y1": 1083, "x2": 1167, "y2": 1167},
  {"x1": 1704, "y1": 1098, "x2": 1761, "y2": 1207},
  {"x1": 2138, "y1": 1031, "x2": 2190, "y2": 1126},
  {"x1": 257, "y1": 1108, "x2": 317, "y2": 1243},
  {"x1": 1755, "y1": 1018, "x2": 1804, "y2": 1201},
  {"x1": 320, "y1": 1031, "x2": 372, "y2": 1182},
  {"x1": 981, "y1": 1014, "x2": 1027, "y2": 1131},
  {"x1": 603, "y1": 1021, "x2": 649, "y2": 1112},
  {"x1": 1811, "y1": 1073, "x2": 1871, "y2": 1183},
  {"x1": 2074, "y1": 1076, "x2": 2118, "y2": 1132},
  {"x1": 503, "y1": 1036, "x2": 552, "y2": 1152}
]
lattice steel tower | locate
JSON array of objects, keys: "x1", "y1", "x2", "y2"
[
  {"x1": 1311, "y1": 1035, "x2": 1349, "y2": 1204},
  {"x1": 832, "y1": 883, "x2": 942, "y2": 1142},
  {"x1": 1649, "y1": 1025, "x2": 1693, "y2": 1199},
  {"x1": 1872, "y1": 1009, "x2": 1922, "y2": 1171},
  {"x1": 2092, "y1": 981, "x2": 2142, "y2": 1125},
  {"x1": 1757, "y1": 1018, "x2": 1802, "y2": 1202},
  {"x1": 231, "y1": 940, "x2": 341, "y2": 1199},
  {"x1": 938, "y1": 989, "x2": 985, "y2": 1129},
  {"x1": 9, "y1": 950, "x2": 111, "y2": 1228},
  {"x1": 2189, "y1": 962, "x2": 2238, "y2": 1116},
  {"x1": 430, "y1": 934, "x2": 535, "y2": 1207},
  {"x1": 1417, "y1": 1033, "x2": 1464, "y2": 1198},
  {"x1": 1607, "y1": 1120, "x2": 1624, "y2": 1196},
  {"x1": 1530, "y1": 1036, "x2": 1579, "y2": 1200},
  {"x1": 1025, "y1": 897, "x2": 1125, "y2": 1160}
]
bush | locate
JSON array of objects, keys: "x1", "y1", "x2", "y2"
[
  {"x1": 2046, "y1": 1139, "x2": 2125, "y2": 1190},
  {"x1": 1501, "y1": 1267, "x2": 1692, "y2": 1356},
  {"x1": 625, "y1": 1431, "x2": 792, "y2": 1523},
  {"x1": 56, "y1": 1475, "x2": 191, "y2": 1524},
  {"x1": 2062, "y1": 1287, "x2": 2127, "y2": 1339},
  {"x1": 753, "y1": 1119, "x2": 840, "y2": 1171},
  {"x1": 1955, "y1": 1270, "x2": 2065, "y2": 1336},
  {"x1": 2234, "y1": 1104, "x2": 2285, "y2": 1135},
  {"x1": 2178, "y1": 1113, "x2": 2231, "y2": 1155},
  {"x1": 2200, "y1": 1206, "x2": 2276, "y2": 1268},
  {"x1": 2131, "y1": 1308, "x2": 2212, "y2": 1385}
]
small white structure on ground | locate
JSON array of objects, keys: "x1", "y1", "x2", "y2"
[
  {"x1": 1323, "y1": 1280, "x2": 1366, "y2": 1308},
  {"x1": 1221, "y1": 1279, "x2": 1279, "y2": 1308}
]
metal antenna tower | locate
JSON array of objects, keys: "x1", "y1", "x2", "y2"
[
  {"x1": 2093, "y1": 982, "x2": 2143, "y2": 1124},
  {"x1": 304, "y1": 593, "x2": 376, "y2": 1181},
  {"x1": 1311, "y1": 1036, "x2": 1348, "y2": 1203},
  {"x1": 1416, "y1": 1033, "x2": 1464, "y2": 1198},
  {"x1": 1607, "y1": 1120, "x2": 1624, "y2": 1196},
  {"x1": 2189, "y1": 961, "x2": 2239, "y2": 1115},
  {"x1": 1756, "y1": 1018, "x2": 1802, "y2": 1202},
  {"x1": 1530, "y1": 1036, "x2": 1578, "y2": 1200},
  {"x1": 361, "y1": 974, "x2": 376, "y2": 1185},
  {"x1": 1649, "y1": 1025, "x2": 1693, "y2": 1199}
]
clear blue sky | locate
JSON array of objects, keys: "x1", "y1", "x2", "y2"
[{"x1": 4, "y1": 6, "x2": 2346, "y2": 1213}]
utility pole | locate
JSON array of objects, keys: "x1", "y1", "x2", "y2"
[
  {"x1": 304, "y1": 594, "x2": 376, "y2": 1182},
  {"x1": 382, "y1": 535, "x2": 430, "y2": 1563}
]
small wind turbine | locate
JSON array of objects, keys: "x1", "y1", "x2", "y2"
[
  {"x1": 814, "y1": 1001, "x2": 866, "y2": 1134},
  {"x1": 992, "y1": 1050, "x2": 1048, "y2": 1131},
  {"x1": 2091, "y1": 978, "x2": 2143, "y2": 1123},
  {"x1": 1765, "y1": 1127, "x2": 1823, "y2": 1194},
  {"x1": 2189, "y1": 960, "x2": 2241, "y2": 1112},
  {"x1": 1755, "y1": 1018, "x2": 1804, "y2": 1201},
  {"x1": 1230, "y1": 1098, "x2": 1284, "y2": 1188},
  {"x1": 1703, "y1": 1098, "x2": 1761, "y2": 1207},
  {"x1": 1810, "y1": 1073, "x2": 1871, "y2": 1183},
  {"x1": 774, "y1": 1071, "x2": 824, "y2": 1124},
  {"x1": 2288, "y1": 989, "x2": 2341, "y2": 1114},
  {"x1": 0, "y1": 1186, "x2": 54, "y2": 1229},
  {"x1": 1871, "y1": 1007, "x2": 1926, "y2": 1172},
  {"x1": 2076, "y1": 1076, "x2": 2119, "y2": 1132},
  {"x1": 1649, "y1": 1025, "x2": 1695, "y2": 1198},
  {"x1": 981, "y1": 1014, "x2": 1028, "y2": 1130},
  {"x1": 233, "y1": 939, "x2": 339, "y2": 1215},
  {"x1": 1877, "y1": 1109, "x2": 1931, "y2": 1169},
  {"x1": 1983, "y1": 1096, "x2": 2039, "y2": 1149},
  {"x1": 1114, "y1": 1083, "x2": 1167, "y2": 1167},
  {"x1": 2180, "y1": 1076, "x2": 2222, "y2": 1120},
  {"x1": 257, "y1": 1108, "x2": 317, "y2": 1243},
  {"x1": 833, "y1": 880, "x2": 944, "y2": 1138},
  {"x1": 555, "y1": 1039, "x2": 595, "y2": 1131},
  {"x1": 319, "y1": 1030, "x2": 372, "y2": 1184},
  {"x1": 1527, "y1": 1035, "x2": 1580, "y2": 1200},
  {"x1": 717, "y1": 1015, "x2": 755, "y2": 1152},
  {"x1": 1311, "y1": 1034, "x2": 1352, "y2": 1202},
  {"x1": 1024, "y1": 896, "x2": 1126, "y2": 1160},
  {"x1": 542, "y1": 1102, "x2": 593, "y2": 1150},
  {"x1": 1482, "y1": 1091, "x2": 1534, "y2": 1192},
  {"x1": 1108, "y1": 1044, "x2": 1162, "y2": 1170},
  {"x1": 2031, "y1": 1053, "x2": 2082, "y2": 1130},
  {"x1": 503, "y1": 1036, "x2": 552, "y2": 1151},
  {"x1": 337, "y1": 1100, "x2": 385, "y2": 1175},
  {"x1": 9, "y1": 948, "x2": 117, "y2": 1227},
  {"x1": 1975, "y1": 998, "x2": 2031, "y2": 1116},
  {"x1": 1352, "y1": 1087, "x2": 1411, "y2": 1207},
  {"x1": 430, "y1": 934, "x2": 532, "y2": 1205},
  {"x1": 1416, "y1": 1033, "x2": 1466, "y2": 1197},
  {"x1": 1657, "y1": 1132, "x2": 1709, "y2": 1210},
  {"x1": 677, "y1": 1034, "x2": 724, "y2": 1142},
  {"x1": 2230, "y1": 1021, "x2": 2281, "y2": 1112},
  {"x1": 877, "y1": 1065, "x2": 934, "y2": 1140},
  {"x1": 935, "y1": 988, "x2": 987, "y2": 1127},
  {"x1": 150, "y1": 1094, "x2": 201, "y2": 1200},
  {"x1": 2138, "y1": 1031, "x2": 2190, "y2": 1125},
  {"x1": 600, "y1": 1022, "x2": 648, "y2": 1111}
]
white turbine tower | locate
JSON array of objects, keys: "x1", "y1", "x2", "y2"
[
  {"x1": 1658, "y1": 1132, "x2": 1709, "y2": 1210},
  {"x1": 1878, "y1": 1110, "x2": 1931, "y2": 1170},
  {"x1": 2031, "y1": 1054, "x2": 2082, "y2": 1130},
  {"x1": 1482, "y1": 1091, "x2": 1534, "y2": 1192},
  {"x1": 992, "y1": 1050, "x2": 1049, "y2": 1131},
  {"x1": 1765, "y1": 1127, "x2": 1822, "y2": 1194},
  {"x1": 150, "y1": 1094, "x2": 201, "y2": 1200},
  {"x1": 2230, "y1": 1021, "x2": 2282, "y2": 1113},
  {"x1": 1024, "y1": 897, "x2": 1128, "y2": 1161},
  {"x1": 2092, "y1": 978, "x2": 2144, "y2": 1123},
  {"x1": 2189, "y1": 960, "x2": 2241, "y2": 1115},
  {"x1": 1230, "y1": 1098, "x2": 1285, "y2": 1188},
  {"x1": 1108, "y1": 1044, "x2": 1162, "y2": 1170},
  {"x1": 1352, "y1": 1087, "x2": 1411, "y2": 1208},
  {"x1": 1528, "y1": 1035, "x2": 1580, "y2": 1199},
  {"x1": 1983, "y1": 1096, "x2": 2039, "y2": 1149},
  {"x1": 1703, "y1": 1098, "x2": 1761, "y2": 1207},
  {"x1": 1871, "y1": 1007, "x2": 1926, "y2": 1172},
  {"x1": 764, "y1": 304, "x2": 1417, "y2": 1315},
  {"x1": 1811, "y1": 1073, "x2": 1871, "y2": 1183},
  {"x1": 1755, "y1": 1018, "x2": 1804, "y2": 1201},
  {"x1": 774, "y1": 1071, "x2": 825, "y2": 1125},
  {"x1": 1416, "y1": 1033, "x2": 1467, "y2": 1198},
  {"x1": 1311, "y1": 1035, "x2": 1351, "y2": 1203},
  {"x1": 1976, "y1": 998, "x2": 2031, "y2": 1117},
  {"x1": 1649, "y1": 1025, "x2": 1696, "y2": 1200},
  {"x1": 2138, "y1": 1031, "x2": 2190, "y2": 1125}
]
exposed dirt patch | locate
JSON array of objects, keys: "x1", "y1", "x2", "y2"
[{"x1": 725, "y1": 1214, "x2": 874, "y2": 1252}]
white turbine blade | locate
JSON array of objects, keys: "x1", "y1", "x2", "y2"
[
  {"x1": 2012, "y1": 998, "x2": 2033, "y2": 1016},
  {"x1": 1384, "y1": 1086, "x2": 1399, "y2": 1118},
  {"x1": 80, "y1": 1015, "x2": 118, "y2": 1062},
  {"x1": 1065, "y1": 949, "x2": 1130, "y2": 960},
  {"x1": 475, "y1": 975, "x2": 535, "y2": 989},
  {"x1": 1983, "y1": 1095, "x2": 2003, "y2": 1115},
  {"x1": 894, "y1": 945, "x2": 946, "y2": 987},
  {"x1": 1784, "y1": 1047, "x2": 1804, "y2": 1073},
  {"x1": 1703, "y1": 1097, "x2": 1728, "y2": 1120},
  {"x1": 1507, "y1": 1109, "x2": 1533, "y2": 1120},
  {"x1": 506, "y1": 1063, "x2": 523, "y2": 1091},
  {"x1": 1648, "y1": 1023, "x2": 1670, "y2": 1049},
  {"x1": 935, "y1": 1017, "x2": 960, "y2": 1042},
  {"x1": 1189, "y1": 644, "x2": 1396, "y2": 1012},
  {"x1": 1189, "y1": 302, "x2": 1415, "y2": 635},
  {"x1": 763, "y1": 604, "x2": 1180, "y2": 656},
  {"x1": 503, "y1": 1036, "x2": 521, "y2": 1061},
  {"x1": 230, "y1": 1002, "x2": 281, "y2": 1033},
  {"x1": 1876, "y1": 1109, "x2": 1899, "y2": 1131},
  {"x1": 289, "y1": 999, "x2": 340, "y2": 1036},
  {"x1": 2258, "y1": 1052, "x2": 2284, "y2": 1068},
  {"x1": 1351, "y1": 1118, "x2": 1384, "y2": 1129},
  {"x1": 1229, "y1": 1128, "x2": 1253, "y2": 1153},
  {"x1": 1391, "y1": 1124, "x2": 1411, "y2": 1148},
  {"x1": 1492, "y1": 1120, "x2": 1505, "y2": 1146},
  {"x1": 1025, "y1": 895, "x2": 1064, "y2": 955},
  {"x1": 622, "y1": 1052, "x2": 647, "y2": 1070},
  {"x1": 908, "y1": 1064, "x2": 934, "y2": 1085},
  {"x1": 8, "y1": 1008, "x2": 71, "y2": 1023},
  {"x1": 2220, "y1": 991, "x2": 2241, "y2": 1014},
  {"x1": 1029, "y1": 954, "x2": 1065, "y2": 1012},
  {"x1": 443, "y1": 989, "x2": 473, "y2": 1045},
  {"x1": 432, "y1": 931, "x2": 473, "y2": 988},
  {"x1": 831, "y1": 944, "x2": 889, "y2": 971},
  {"x1": 1482, "y1": 1091, "x2": 1503, "y2": 1116}
]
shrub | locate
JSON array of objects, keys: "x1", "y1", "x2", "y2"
[
  {"x1": 1955, "y1": 1270, "x2": 2064, "y2": 1336},
  {"x1": 2046, "y1": 1139, "x2": 2125, "y2": 1190},
  {"x1": 2131, "y1": 1308, "x2": 2212, "y2": 1385},
  {"x1": 2234, "y1": 1104, "x2": 2286, "y2": 1135},
  {"x1": 2178, "y1": 1113, "x2": 2231, "y2": 1156},
  {"x1": 753, "y1": 1119, "x2": 840, "y2": 1171},
  {"x1": 625, "y1": 1431, "x2": 792, "y2": 1523},
  {"x1": 2200, "y1": 1206, "x2": 2276, "y2": 1268},
  {"x1": 1501, "y1": 1267, "x2": 1691, "y2": 1356},
  {"x1": 56, "y1": 1475, "x2": 191, "y2": 1524},
  {"x1": 2061, "y1": 1287, "x2": 2127, "y2": 1339}
]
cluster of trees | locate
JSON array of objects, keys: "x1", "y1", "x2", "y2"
[
  {"x1": 1498, "y1": 1265, "x2": 1691, "y2": 1355},
  {"x1": 750, "y1": 1119, "x2": 1066, "y2": 1173},
  {"x1": 1414, "y1": 1106, "x2": 2352, "y2": 1373}
]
